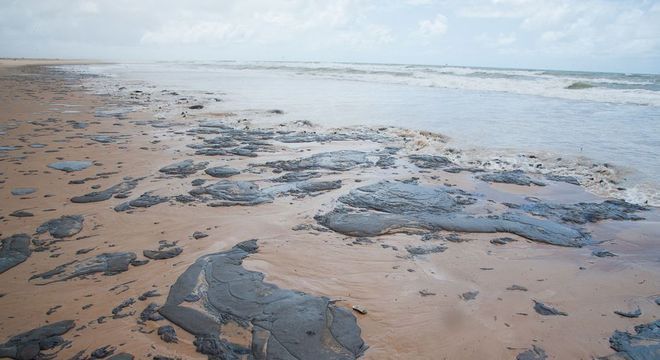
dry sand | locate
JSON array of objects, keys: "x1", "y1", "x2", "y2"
[{"x1": 0, "y1": 62, "x2": 658, "y2": 359}]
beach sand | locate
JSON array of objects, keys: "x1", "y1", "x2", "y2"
[{"x1": 0, "y1": 62, "x2": 658, "y2": 359}]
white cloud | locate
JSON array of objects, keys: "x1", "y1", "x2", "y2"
[
  {"x1": 141, "y1": 21, "x2": 252, "y2": 45},
  {"x1": 338, "y1": 24, "x2": 395, "y2": 48},
  {"x1": 496, "y1": 33, "x2": 516, "y2": 46},
  {"x1": 0, "y1": 0, "x2": 659, "y2": 72},
  {"x1": 476, "y1": 32, "x2": 517, "y2": 48},
  {"x1": 139, "y1": 0, "x2": 366, "y2": 45},
  {"x1": 459, "y1": 0, "x2": 660, "y2": 58},
  {"x1": 78, "y1": 1, "x2": 99, "y2": 14},
  {"x1": 406, "y1": 0, "x2": 434, "y2": 5},
  {"x1": 417, "y1": 14, "x2": 447, "y2": 37},
  {"x1": 540, "y1": 31, "x2": 564, "y2": 43}
]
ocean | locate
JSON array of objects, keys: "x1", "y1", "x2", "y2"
[{"x1": 64, "y1": 61, "x2": 660, "y2": 205}]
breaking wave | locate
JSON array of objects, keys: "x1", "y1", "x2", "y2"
[{"x1": 180, "y1": 61, "x2": 660, "y2": 106}]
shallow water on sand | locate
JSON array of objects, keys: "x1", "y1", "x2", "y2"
[{"x1": 66, "y1": 62, "x2": 660, "y2": 205}]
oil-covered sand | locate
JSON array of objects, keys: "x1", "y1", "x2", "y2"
[{"x1": 0, "y1": 62, "x2": 658, "y2": 359}]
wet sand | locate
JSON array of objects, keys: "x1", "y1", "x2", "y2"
[{"x1": 0, "y1": 62, "x2": 658, "y2": 359}]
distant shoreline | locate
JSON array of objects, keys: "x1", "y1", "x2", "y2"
[
  {"x1": 0, "y1": 58, "x2": 107, "y2": 69},
  {"x1": 1, "y1": 57, "x2": 657, "y2": 76}
]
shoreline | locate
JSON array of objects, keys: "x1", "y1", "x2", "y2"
[
  {"x1": 0, "y1": 64, "x2": 658, "y2": 359},
  {"x1": 72, "y1": 61, "x2": 660, "y2": 207},
  {"x1": 0, "y1": 59, "x2": 107, "y2": 72}
]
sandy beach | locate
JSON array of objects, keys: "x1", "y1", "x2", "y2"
[{"x1": 0, "y1": 62, "x2": 658, "y2": 360}]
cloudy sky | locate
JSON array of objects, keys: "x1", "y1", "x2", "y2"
[{"x1": 1, "y1": 0, "x2": 659, "y2": 73}]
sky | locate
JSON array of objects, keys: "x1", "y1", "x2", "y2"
[{"x1": 1, "y1": 0, "x2": 659, "y2": 73}]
